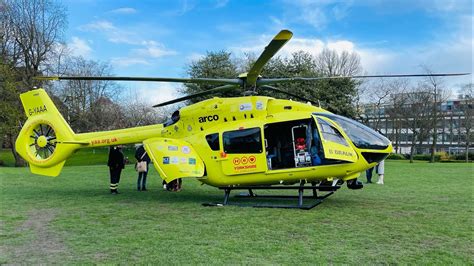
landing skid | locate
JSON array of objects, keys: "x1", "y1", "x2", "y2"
[{"x1": 203, "y1": 182, "x2": 341, "y2": 210}]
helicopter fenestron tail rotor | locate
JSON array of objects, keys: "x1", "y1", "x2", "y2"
[
  {"x1": 29, "y1": 124, "x2": 57, "y2": 160},
  {"x1": 35, "y1": 29, "x2": 471, "y2": 108}
]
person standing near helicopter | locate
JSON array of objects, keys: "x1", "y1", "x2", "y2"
[
  {"x1": 376, "y1": 160, "x2": 385, "y2": 185},
  {"x1": 135, "y1": 144, "x2": 150, "y2": 191},
  {"x1": 108, "y1": 146, "x2": 125, "y2": 194}
]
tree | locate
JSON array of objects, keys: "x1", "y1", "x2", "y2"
[
  {"x1": 52, "y1": 56, "x2": 123, "y2": 132},
  {"x1": 186, "y1": 49, "x2": 362, "y2": 117},
  {"x1": 121, "y1": 90, "x2": 170, "y2": 128},
  {"x1": 263, "y1": 50, "x2": 361, "y2": 117},
  {"x1": 460, "y1": 83, "x2": 473, "y2": 162},
  {"x1": 0, "y1": 0, "x2": 67, "y2": 166},
  {"x1": 181, "y1": 51, "x2": 239, "y2": 103},
  {"x1": 3, "y1": 0, "x2": 67, "y2": 87},
  {"x1": 399, "y1": 87, "x2": 433, "y2": 162},
  {"x1": 0, "y1": 63, "x2": 24, "y2": 166},
  {"x1": 259, "y1": 51, "x2": 319, "y2": 101},
  {"x1": 420, "y1": 66, "x2": 450, "y2": 163},
  {"x1": 314, "y1": 48, "x2": 361, "y2": 76}
]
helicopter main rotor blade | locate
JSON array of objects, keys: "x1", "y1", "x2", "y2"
[
  {"x1": 260, "y1": 85, "x2": 318, "y2": 105},
  {"x1": 257, "y1": 73, "x2": 471, "y2": 85},
  {"x1": 246, "y1": 30, "x2": 293, "y2": 87},
  {"x1": 36, "y1": 76, "x2": 242, "y2": 86},
  {"x1": 153, "y1": 84, "x2": 239, "y2": 107}
]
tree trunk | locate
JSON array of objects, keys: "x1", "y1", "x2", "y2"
[
  {"x1": 409, "y1": 143, "x2": 415, "y2": 163},
  {"x1": 409, "y1": 132, "x2": 417, "y2": 163},
  {"x1": 430, "y1": 88, "x2": 438, "y2": 163},
  {"x1": 467, "y1": 142, "x2": 470, "y2": 163},
  {"x1": 9, "y1": 133, "x2": 26, "y2": 167},
  {"x1": 430, "y1": 131, "x2": 437, "y2": 163}
]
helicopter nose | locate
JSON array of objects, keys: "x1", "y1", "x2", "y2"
[{"x1": 361, "y1": 151, "x2": 390, "y2": 164}]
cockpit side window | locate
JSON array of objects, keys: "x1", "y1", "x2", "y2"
[
  {"x1": 317, "y1": 118, "x2": 349, "y2": 147},
  {"x1": 205, "y1": 133, "x2": 220, "y2": 151},
  {"x1": 164, "y1": 110, "x2": 181, "y2": 127},
  {"x1": 315, "y1": 113, "x2": 390, "y2": 150}
]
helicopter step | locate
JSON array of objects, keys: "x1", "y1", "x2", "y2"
[{"x1": 202, "y1": 181, "x2": 341, "y2": 210}]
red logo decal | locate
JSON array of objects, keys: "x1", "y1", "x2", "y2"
[
  {"x1": 241, "y1": 156, "x2": 248, "y2": 164},
  {"x1": 233, "y1": 158, "x2": 240, "y2": 165},
  {"x1": 249, "y1": 156, "x2": 256, "y2": 163}
]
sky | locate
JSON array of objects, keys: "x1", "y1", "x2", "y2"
[{"x1": 62, "y1": 0, "x2": 473, "y2": 104}]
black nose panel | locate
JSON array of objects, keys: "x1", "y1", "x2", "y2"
[{"x1": 361, "y1": 152, "x2": 388, "y2": 164}]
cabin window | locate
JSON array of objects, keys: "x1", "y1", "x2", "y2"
[
  {"x1": 205, "y1": 133, "x2": 220, "y2": 151},
  {"x1": 223, "y1": 128, "x2": 262, "y2": 154},
  {"x1": 317, "y1": 118, "x2": 349, "y2": 147}
]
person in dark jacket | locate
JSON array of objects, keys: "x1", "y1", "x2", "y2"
[
  {"x1": 135, "y1": 144, "x2": 151, "y2": 191},
  {"x1": 108, "y1": 146, "x2": 125, "y2": 194},
  {"x1": 366, "y1": 167, "x2": 374, "y2": 183}
]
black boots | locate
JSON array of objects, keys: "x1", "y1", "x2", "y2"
[{"x1": 347, "y1": 179, "x2": 364, "y2": 190}]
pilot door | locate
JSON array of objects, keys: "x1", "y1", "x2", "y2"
[
  {"x1": 220, "y1": 127, "x2": 267, "y2": 175},
  {"x1": 313, "y1": 115, "x2": 357, "y2": 163}
]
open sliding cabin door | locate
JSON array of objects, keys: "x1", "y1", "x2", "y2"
[{"x1": 313, "y1": 115, "x2": 358, "y2": 163}]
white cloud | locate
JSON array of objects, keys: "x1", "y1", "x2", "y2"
[
  {"x1": 229, "y1": 28, "x2": 471, "y2": 90},
  {"x1": 228, "y1": 34, "x2": 403, "y2": 78},
  {"x1": 80, "y1": 20, "x2": 141, "y2": 45},
  {"x1": 108, "y1": 7, "x2": 137, "y2": 14},
  {"x1": 79, "y1": 20, "x2": 176, "y2": 66},
  {"x1": 80, "y1": 20, "x2": 115, "y2": 31},
  {"x1": 214, "y1": 0, "x2": 229, "y2": 8},
  {"x1": 109, "y1": 42, "x2": 177, "y2": 67},
  {"x1": 283, "y1": 0, "x2": 353, "y2": 29},
  {"x1": 135, "y1": 82, "x2": 182, "y2": 105},
  {"x1": 281, "y1": 38, "x2": 325, "y2": 56},
  {"x1": 111, "y1": 57, "x2": 151, "y2": 67},
  {"x1": 68, "y1": 37, "x2": 92, "y2": 57},
  {"x1": 134, "y1": 41, "x2": 177, "y2": 58},
  {"x1": 185, "y1": 52, "x2": 205, "y2": 63},
  {"x1": 300, "y1": 8, "x2": 328, "y2": 29}
]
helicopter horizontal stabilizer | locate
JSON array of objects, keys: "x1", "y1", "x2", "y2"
[{"x1": 30, "y1": 161, "x2": 66, "y2": 177}]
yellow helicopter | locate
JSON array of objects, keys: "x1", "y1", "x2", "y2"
[{"x1": 16, "y1": 30, "x2": 468, "y2": 209}]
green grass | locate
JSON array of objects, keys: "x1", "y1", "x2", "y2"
[
  {"x1": 0, "y1": 161, "x2": 473, "y2": 264},
  {"x1": 0, "y1": 148, "x2": 136, "y2": 167}
]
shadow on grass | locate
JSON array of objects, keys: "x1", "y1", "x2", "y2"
[{"x1": 24, "y1": 185, "x2": 357, "y2": 209}]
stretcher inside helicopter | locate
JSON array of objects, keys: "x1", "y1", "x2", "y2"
[{"x1": 264, "y1": 119, "x2": 323, "y2": 170}]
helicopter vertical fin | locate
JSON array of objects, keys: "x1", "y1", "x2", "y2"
[
  {"x1": 143, "y1": 137, "x2": 205, "y2": 183},
  {"x1": 15, "y1": 88, "x2": 81, "y2": 176}
]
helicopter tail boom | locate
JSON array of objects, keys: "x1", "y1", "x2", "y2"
[{"x1": 15, "y1": 88, "x2": 164, "y2": 176}]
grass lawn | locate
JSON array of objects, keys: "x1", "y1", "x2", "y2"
[
  {"x1": 0, "y1": 161, "x2": 473, "y2": 264},
  {"x1": 0, "y1": 148, "x2": 136, "y2": 167}
]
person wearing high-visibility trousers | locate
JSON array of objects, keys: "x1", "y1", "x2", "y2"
[{"x1": 108, "y1": 146, "x2": 125, "y2": 194}]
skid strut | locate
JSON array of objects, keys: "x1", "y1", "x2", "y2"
[{"x1": 203, "y1": 181, "x2": 341, "y2": 210}]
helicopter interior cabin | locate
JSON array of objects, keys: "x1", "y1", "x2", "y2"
[{"x1": 264, "y1": 118, "x2": 321, "y2": 170}]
